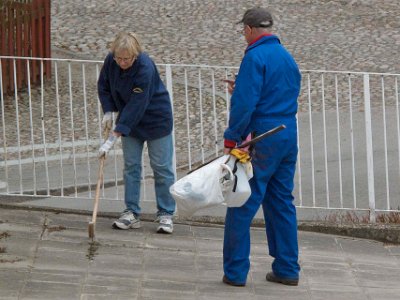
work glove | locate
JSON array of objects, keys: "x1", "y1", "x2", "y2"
[
  {"x1": 98, "y1": 134, "x2": 118, "y2": 158},
  {"x1": 230, "y1": 148, "x2": 251, "y2": 163},
  {"x1": 101, "y1": 112, "x2": 113, "y2": 132}
]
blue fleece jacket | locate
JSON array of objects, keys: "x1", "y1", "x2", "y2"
[
  {"x1": 98, "y1": 52, "x2": 173, "y2": 140},
  {"x1": 224, "y1": 35, "x2": 301, "y2": 143}
]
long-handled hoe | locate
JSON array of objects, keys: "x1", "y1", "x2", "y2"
[{"x1": 88, "y1": 127, "x2": 110, "y2": 240}]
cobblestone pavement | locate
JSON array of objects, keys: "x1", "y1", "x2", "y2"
[{"x1": 51, "y1": 0, "x2": 400, "y2": 73}]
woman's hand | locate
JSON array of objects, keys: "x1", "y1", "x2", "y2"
[{"x1": 112, "y1": 131, "x2": 122, "y2": 137}]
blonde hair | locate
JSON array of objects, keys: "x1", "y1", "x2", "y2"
[{"x1": 111, "y1": 32, "x2": 142, "y2": 57}]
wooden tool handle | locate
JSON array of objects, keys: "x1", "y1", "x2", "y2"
[{"x1": 91, "y1": 155, "x2": 105, "y2": 225}]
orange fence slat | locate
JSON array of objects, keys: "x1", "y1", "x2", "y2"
[
  {"x1": 7, "y1": 3, "x2": 15, "y2": 92},
  {"x1": 44, "y1": 0, "x2": 50, "y2": 77},
  {"x1": 0, "y1": 3, "x2": 10, "y2": 92},
  {"x1": 16, "y1": 3, "x2": 24, "y2": 89},
  {"x1": 23, "y1": 4, "x2": 30, "y2": 57},
  {"x1": 30, "y1": 0, "x2": 38, "y2": 83},
  {"x1": 0, "y1": 0, "x2": 51, "y2": 94}
]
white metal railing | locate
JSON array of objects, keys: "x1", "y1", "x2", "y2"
[{"x1": 1, "y1": 56, "x2": 400, "y2": 223}]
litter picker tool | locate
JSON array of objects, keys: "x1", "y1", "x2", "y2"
[
  {"x1": 236, "y1": 124, "x2": 285, "y2": 148},
  {"x1": 88, "y1": 126, "x2": 111, "y2": 240},
  {"x1": 188, "y1": 124, "x2": 286, "y2": 174}
]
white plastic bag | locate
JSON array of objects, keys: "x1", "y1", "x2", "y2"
[
  {"x1": 170, "y1": 155, "x2": 253, "y2": 217},
  {"x1": 170, "y1": 156, "x2": 229, "y2": 217},
  {"x1": 222, "y1": 155, "x2": 253, "y2": 207}
]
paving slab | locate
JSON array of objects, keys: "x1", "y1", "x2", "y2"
[{"x1": 1, "y1": 208, "x2": 400, "y2": 299}]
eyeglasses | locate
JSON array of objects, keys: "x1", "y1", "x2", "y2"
[
  {"x1": 113, "y1": 56, "x2": 135, "y2": 63},
  {"x1": 237, "y1": 28, "x2": 246, "y2": 35},
  {"x1": 237, "y1": 26, "x2": 251, "y2": 36}
]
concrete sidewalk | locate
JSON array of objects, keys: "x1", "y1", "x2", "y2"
[{"x1": 1, "y1": 207, "x2": 400, "y2": 300}]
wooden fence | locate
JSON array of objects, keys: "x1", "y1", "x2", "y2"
[{"x1": 0, "y1": 0, "x2": 51, "y2": 94}]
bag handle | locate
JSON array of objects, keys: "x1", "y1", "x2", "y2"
[
  {"x1": 220, "y1": 163, "x2": 234, "y2": 180},
  {"x1": 220, "y1": 163, "x2": 237, "y2": 192}
]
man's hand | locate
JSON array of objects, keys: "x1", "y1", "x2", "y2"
[
  {"x1": 101, "y1": 112, "x2": 113, "y2": 132},
  {"x1": 98, "y1": 134, "x2": 118, "y2": 158},
  {"x1": 222, "y1": 79, "x2": 235, "y2": 95},
  {"x1": 223, "y1": 147, "x2": 232, "y2": 155}
]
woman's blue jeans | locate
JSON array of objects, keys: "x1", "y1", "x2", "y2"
[{"x1": 121, "y1": 133, "x2": 176, "y2": 217}]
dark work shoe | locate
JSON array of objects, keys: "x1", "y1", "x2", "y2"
[
  {"x1": 222, "y1": 275, "x2": 246, "y2": 287},
  {"x1": 266, "y1": 272, "x2": 299, "y2": 286}
]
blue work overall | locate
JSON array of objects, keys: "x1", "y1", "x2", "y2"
[
  {"x1": 223, "y1": 34, "x2": 301, "y2": 285},
  {"x1": 223, "y1": 119, "x2": 300, "y2": 284}
]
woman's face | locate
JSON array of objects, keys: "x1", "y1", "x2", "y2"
[{"x1": 114, "y1": 49, "x2": 135, "y2": 70}]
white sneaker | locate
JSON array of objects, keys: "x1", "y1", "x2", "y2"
[
  {"x1": 112, "y1": 211, "x2": 141, "y2": 230},
  {"x1": 156, "y1": 215, "x2": 173, "y2": 234}
]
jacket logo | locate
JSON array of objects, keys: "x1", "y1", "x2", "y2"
[{"x1": 133, "y1": 87, "x2": 143, "y2": 93}]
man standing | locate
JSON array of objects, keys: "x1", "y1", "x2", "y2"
[{"x1": 222, "y1": 7, "x2": 301, "y2": 286}]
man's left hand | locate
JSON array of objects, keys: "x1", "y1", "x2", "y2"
[{"x1": 222, "y1": 79, "x2": 235, "y2": 95}]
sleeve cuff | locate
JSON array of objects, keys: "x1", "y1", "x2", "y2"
[
  {"x1": 114, "y1": 123, "x2": 131, "y2": 137},
  {"x1": 224, "y1": 139, "x2": 236, "y2": 148}
]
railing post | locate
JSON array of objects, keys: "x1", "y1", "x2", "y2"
[
  {"x1": 165, "y1": 64, "x2": 177, "y2": 178},
  {"x1": 363, "y1": 74, "x2": 376, "y2": 223}
]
